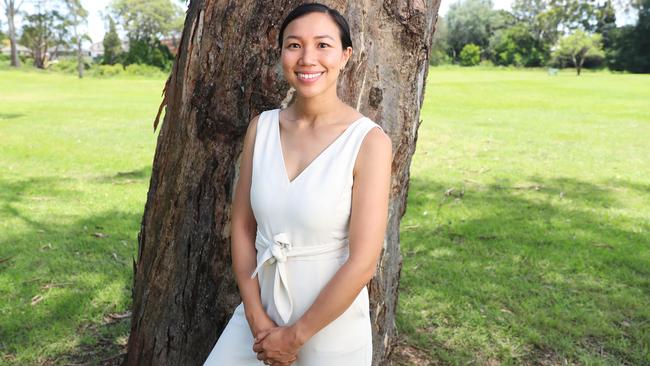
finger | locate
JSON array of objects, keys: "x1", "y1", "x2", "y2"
[
  {"x1": 254, "y1": 329, "x2": 271, "y2": 343},
  {"x1": 256, "y1": 351, "x2": 266, "y2": 361}
]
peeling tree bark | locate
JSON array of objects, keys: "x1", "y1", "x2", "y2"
[{"x1": 123, "y1": 1, "x2": 440, "y2": 365}]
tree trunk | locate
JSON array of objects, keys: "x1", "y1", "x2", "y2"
[
  {"x1": 5, "y1": 2, "x2": 21, "y2": 67},
  {"x1": 577, "y1": 54, "x2": 586, "y2": 76},
  {"x1": 123, "y1": 1, "x2": 439, "y2": 365},
  {"x1": 77, "y1": 38, "x2": 83, "y2": 78}
]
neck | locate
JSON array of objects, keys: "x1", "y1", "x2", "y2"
[{"x1": 290, "y1": 86, "x2": 342, "y2": 124}]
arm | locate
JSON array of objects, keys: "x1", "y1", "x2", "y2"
[
  {"x1": 291, "y1": 127, "x2": 392, "y2": 343},
  {"x1": 230, "y1": 115, "x2": 278, "y2": 335}
]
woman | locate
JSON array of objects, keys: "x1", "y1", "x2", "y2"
[{"x1": 203, "y1": 3, "x2": 391, "y2": 366}]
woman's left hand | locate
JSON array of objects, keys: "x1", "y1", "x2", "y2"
[{"x1": 253, "y1": 325, "x2": 303, "y2": 365}]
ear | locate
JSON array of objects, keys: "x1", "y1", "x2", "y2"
[{"x1": 342, "y1": 46, "x2": 353, "y2": 69}]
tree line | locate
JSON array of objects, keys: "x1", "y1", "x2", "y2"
[
  {"x1": 431, "y1": 0, "x2": 649, "y2": 74},
  {"x1": 1, "y1": 0, "x2": 185, "y2": 77}
]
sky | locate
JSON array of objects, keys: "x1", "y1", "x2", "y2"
[{"x1": 26, "y1": 0, "x2": 635, "y2": 45}]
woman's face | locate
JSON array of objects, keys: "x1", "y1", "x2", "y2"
[{"x1": 280, "y1": 12, "x2": 352, "y2": 99}]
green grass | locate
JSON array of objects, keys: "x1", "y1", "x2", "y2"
[
  {"x1": 1, "y1": 66, "x2": 649, "y2": 365},
  {"x1": 396, "y1": 66, "x2": 650, "y2": 365},
  {"x1": 0, "y1": 70, "x2": 163, "y2": 365}
]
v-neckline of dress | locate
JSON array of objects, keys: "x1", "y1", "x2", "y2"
[{"x1": 276, "y1": 109, "x2": 366, "y2": 186}]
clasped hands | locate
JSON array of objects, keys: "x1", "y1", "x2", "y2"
[{"x1": 249, "y1": 313, "x2": 303, "y2": 366}]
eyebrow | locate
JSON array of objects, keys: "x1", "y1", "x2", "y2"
[{"x1": 284, "y1": 35, "x2": 336, "y2": 41}]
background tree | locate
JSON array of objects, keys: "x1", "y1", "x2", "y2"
[
  {"x1": 102, "y1": 16, "x2": 121, "y2": 65},
  {"x1": 2, "y1": 0, "x2": 25, "y2": 67},
  {"x1": 552, "y1": 30, "x2": 605, "y2": 74},
  {"x1": 445, "y1": 0, "x2": 496, "y2": 60},
  {"x1": 19, "y1": 2, "x2": 67, "y2": 69},
  {"x1": 122, "y1": 1, "x2": 439, "y2": 365},
  {"x1": 488, "y1": 23, "x2": 547, "y2": 66},
  {"x1": 62, "y1": 0, "x2": 90, "y2": 78},
  {"x1": 596, "y1": 0, "x2": 617, "y2": 54},
  {"x1": 630, "y1": 0, "x2": 650, "y2": 72},
  {"x1": 615, "y1": 0, "x2": 650, "y2": 72},
  {"x1": 108, "y1": 0, "x2": 183, "y2": 69},
  {"x1": 429, "y1": 15, "x2": 451, "y2": 65},
  {"x1": 511, "y1": 0, "x2": 563, "y2": 60}
]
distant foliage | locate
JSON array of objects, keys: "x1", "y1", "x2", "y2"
[
  {"x1": 19, "y1": 10, "x2": 68, "y2": 69},
  {"x1": 123, "y1": 63, "x2": 167, "y2": 77},
  {"x1": 460, "y1": 43, "x2": 482, "y2": 66},
  {"x1": 431, "y1": 0, "x2": 648, "y2": 73},
  {"x1": 552, "y1": 30, "x2": 605, "y2": 75},
  {"x1": 48, "y1": 58, "x2": 87, "y2": 74},
  {"x1": 103, "y1": 17, "x2": 122, "y2": 65},
  {"x1": 430, "y1": 16, "x2": 452, "y2": 65},
  {"x1": 488, "y1": 24, "x2": 547, "y2": 66},
  {"x1": 120, "y1": 38, "x2": 173, "y2": 71},
  {"x1": 446, "y1": 0, "x2": 496, "y2": 60},
  {"x1": 606, "y1": 0, "x2": 650, "y2": 73}
]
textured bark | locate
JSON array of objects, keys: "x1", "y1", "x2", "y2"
[
  {"x1": 123, "y1": 0, "x2": 440, "y2": 365},
  {"x1": 3, "y1": 0, "x2": 21, "y2": 67}
]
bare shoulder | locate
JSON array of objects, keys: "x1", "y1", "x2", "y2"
[
  {"x1": 242, "y1": 113, "x2": 262, "y2": 146},
  {"x1": 247, "y1": 113, "x2": 261, "y2": 135},
  {"x1": 354, "y1": 123, "x2": 392, "y2": 176},
  {"x1": 362, "y1": 123, "x2": 392, "y2": 155}
]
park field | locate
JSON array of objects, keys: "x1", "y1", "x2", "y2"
[{"x1": 1, "y1": 67, "x2": 649, "y2": 365}]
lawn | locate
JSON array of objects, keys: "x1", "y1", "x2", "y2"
[
  {"x1": 0, "y1": 70, "x2": 162, "y2": 365},
  {"x1": 1, "y1": 66, "x2": 649, "y2": 365},
  {"x1": 396, "y1": 66, "x2": 650, "y2": 365}
]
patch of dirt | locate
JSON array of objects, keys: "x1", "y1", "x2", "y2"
[
  {"x1": 522, "y1": 345, "x2": 577, "y2": 366},
  {"x1": 389, "y1": 336, "x2": 434, "y2": 366}
]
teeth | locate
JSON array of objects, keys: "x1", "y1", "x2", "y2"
[{"x1": 297, "y1": 72, "x2": 323, "y2": 79}]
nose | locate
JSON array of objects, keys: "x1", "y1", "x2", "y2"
[{"x1": 298, "y1": 45, "x2": 317, "y2": 66}]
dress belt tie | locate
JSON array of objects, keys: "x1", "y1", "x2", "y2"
[{"x1": 250, "y1": 230, "x2": 349, "y2": 324}]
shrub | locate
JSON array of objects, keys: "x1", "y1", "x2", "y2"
[
  {"x1": 459, "y1": 43, "x2": 481, "y2": 66},
  {"x1": 488, "y1": 24, "x2": 548, "y2": 67},
  {"x1": 48, "y1": 58, "x2": 78, "y2": 74},
  {"x1": 479, "y1": 59, "x2": 494, "y2": 67},
  {"x1": 124, "y1": 63, "x2": 167, "y2": 77},
  {"x1": 88, "y1": 64, "x2": 125, "y2": 77}
]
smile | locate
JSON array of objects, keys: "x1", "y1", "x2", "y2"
[{"x1": 296, "y1": 72, "x2": 324, "y2": 83}]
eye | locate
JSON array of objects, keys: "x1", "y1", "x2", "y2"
[
  {"x1": 287, "y1": 43, "x2": 300, "y2": 49},
  {"x1": 318, "y1": 42, "x2": 330, "y2": 48}
]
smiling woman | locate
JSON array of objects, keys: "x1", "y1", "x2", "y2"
[{"x1": 201, "y1": 2, "x2": 392, "y2": 366}]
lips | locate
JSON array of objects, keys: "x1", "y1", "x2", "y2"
[{"x1": 296, "y1": 71, "x2": 325, "y2": 83}]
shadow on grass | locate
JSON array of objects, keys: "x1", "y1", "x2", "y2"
[
  {"x1": 0, "y1": 177, "x2": 141, "y2": 365},
  {"x1": 398, "y1": 175, "x2": 650, "y2": 365},
  {"x1": 0, "y1": 113, "x2": 25, "y2": 120},
  {"x1": 94, "y1": 166, "x2": 152, "y2": 185},
  {"x1": 0, "y1": 176, "x2": 80, "y2": 232}
]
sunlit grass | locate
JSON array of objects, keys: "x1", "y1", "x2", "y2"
[
  {"x1": 0, "y1": 69, "x2": 163, "y2": 365},
  {"x1": 1, "y1": 66, "x2": 649, "y2": 365},
  {"x1": 396, "y1": 66, "x2": 650, "y2": 365}
]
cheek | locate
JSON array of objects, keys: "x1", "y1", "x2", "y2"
[
  {"x1": 322, "y1": 53, "x2": 343, "y2": 68},
  {"x1": 280, "y1": 56, "x2": 294, "y2": 75}
]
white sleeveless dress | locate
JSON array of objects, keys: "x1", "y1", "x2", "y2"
[{"x1": 203, "y1": 108, "x2": 383, "y2": 366}]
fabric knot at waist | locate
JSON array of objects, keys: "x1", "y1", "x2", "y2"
[{"x1": 250, "y1": 230, "x2": 349, "y2": 324}]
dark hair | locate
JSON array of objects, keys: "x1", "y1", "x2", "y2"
[{"x1": 277, "y1": 3, "x2": 353, "y2": 50}]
